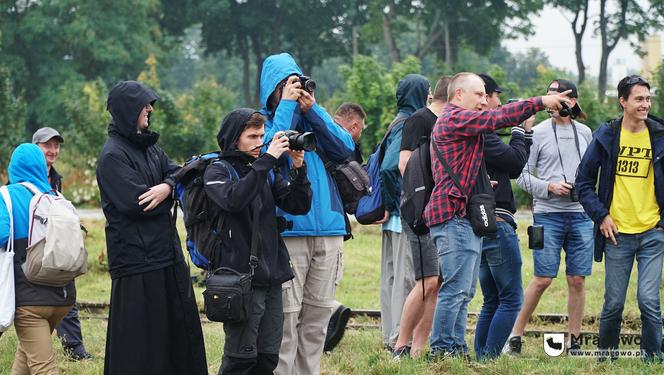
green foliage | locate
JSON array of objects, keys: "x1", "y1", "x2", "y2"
[
  {"x1": 0, "y1": 66, "x2": 27, "y2": 174},
  {"x1": 654, "y1": 62, "x2": 664, "y2": 115},
  {"x1": 337, "y1": 55, "x2": 421, "y2": 154}
]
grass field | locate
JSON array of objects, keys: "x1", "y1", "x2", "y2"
[{"x1": 0, "y1": 218, "x2": 658, "y2": 374}]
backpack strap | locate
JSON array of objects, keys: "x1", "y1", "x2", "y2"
[
  {"x1": 18, "y1": 182, "x2": 41, "y2": 196},
  {"x1": 0, "y1": 186, "x2": 14, "y2": 254},
  {"x1": 378, "y1": 112, "x2": 410, "y2": 163}
]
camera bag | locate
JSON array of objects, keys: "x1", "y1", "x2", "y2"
[
  {"x1": 203, "y1": 200, "x2": 260, "y2": 323},
  {"x1": 431, "y1": 139, "x2": 497, "y2": 237}
]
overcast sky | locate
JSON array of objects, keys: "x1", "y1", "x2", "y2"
[{"x1": 503, "y1": 4, "x2": 660, "y2": 86}]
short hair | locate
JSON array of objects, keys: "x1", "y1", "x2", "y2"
[
  {"x1": 432, "y1": 76, "x2": 452, "y2": 101},
  {"x1": 617, "y1": 75, "x2": 651, "y2": 101},
  {"x1": 447, "y1": 72, "x2": 480, "y2": 100},
  {"x1": 335, "y1": 102, "x2": 366, "y2": 120},
  {"x1": 245, "y1": 112, "x2": 266, "y2": 130}
]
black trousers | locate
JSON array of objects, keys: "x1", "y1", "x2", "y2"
[
  {"x1": 104, "y1": 262, "x2": 207, "y2": 375},
  {"x1": 55, "y1": 304, "x2": 87, "y2": 354},
  {"x1": 219, "y1": 285, "x2": 283, "y2": 375}
]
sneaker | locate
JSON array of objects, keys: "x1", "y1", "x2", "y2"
[
  {"x1": 392, "y1": 345, "x2": 411, "y2": 362},
  {"x1": 502, "y1": 336, "x2": 522, "y2": 356},
  {"x1": 324, "y1": 304, "x2": 351, "y2": 352},
  {"x1": 64, "y1": 348, "x2": 93, "y2": 361}
]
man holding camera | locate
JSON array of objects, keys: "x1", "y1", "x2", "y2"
[
  {"x1": 509, "y1": 79, "x2": 593, "y2": 354},
  {"x1": 425, "y1": 72, "x2": 570, "y2": 358},
  {"x1": 577, "y1": 75, "x2": 664, "y2": 361},
  {"x1": 204, "y1": 109, "x2": 311, "y2": 374},
  {"x1": 258, "y1": 53, "x2": 355, "y2": 375}
]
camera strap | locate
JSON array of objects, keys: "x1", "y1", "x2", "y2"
[
  {"x1": 248, "y1": 197, "x2": 261, "y2": 276},
  {"x1": 551, "y1": 121, "x2": 581, "y2": 183}
]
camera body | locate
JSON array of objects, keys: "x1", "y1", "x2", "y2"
[
  {"x1": 283, "y1": 130, "x2": 317, "y2": 152},
  {"x1": 559, "y1": 101, "x2": 576, "y2": 119},
  {"x1": 528, "y1": 224, "x2": 544, "y2": 250},
  {"x1": 568, "y1": 183, "x2": 579, "y2": 202},
  {"x1": 299, "y1": 75, "x2": 316, "y2": 93}
]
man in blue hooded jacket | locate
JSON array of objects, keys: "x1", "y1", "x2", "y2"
[
  {"x1": 378, "y1": 74, "x2": 430, "y2": 353},
  {"x1": 1, "y1": 143, "x2": 76, "y2": 374},
  {"x1": 576, "y1": 75, "x2": 664, "y2": 361},
  {"x1": 258, "y1": 53, "x2": 355, "y2": 375}
]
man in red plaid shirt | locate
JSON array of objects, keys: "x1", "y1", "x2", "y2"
[{"x1": 425, "y1": 72, "x2": 572, "y2": 358}]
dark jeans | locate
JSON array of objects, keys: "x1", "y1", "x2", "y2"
[
  {"x1": 599, "y1": 227, "x2": 664, "y2": 361},
  {"x1": 474, "y1": 221, "x2": 523, "y2": 359},
  {"x1": 220, "y1": 285, "x2": 283, "y2": 375},
  {"x1": 55, "y1": 303, "x2": 87, "y2": 355}
]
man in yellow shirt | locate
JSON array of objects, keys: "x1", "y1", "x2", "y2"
[{"x1": 576, "y1": 75, "x2": 664, "y2": 362}]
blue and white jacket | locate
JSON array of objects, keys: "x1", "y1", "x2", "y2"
[{"x1": 260, "y1": 53, "x2": 355, "y2": 237}]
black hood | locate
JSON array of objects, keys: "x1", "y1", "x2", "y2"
[
  {"x1": 396, "y1": 74, "x2": 430, "y2": 115},
  {"x1": 106, "y1": 80, "x2": 160, "y2": 148},
  {"x1": 217, "y1": 108, "x2": 262, "y2": 156}
]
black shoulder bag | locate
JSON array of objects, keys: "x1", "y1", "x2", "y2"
[
  {"x1": 431, "y1": 139, "x2": 497, "y2": 237},
  {"x1": 203, "y1": 201, "x2": 260, "y2": 323}
]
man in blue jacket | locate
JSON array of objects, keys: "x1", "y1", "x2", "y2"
[
  {"x1": 258, "y1": 53, "x2": 355, "y2": 375},
  {"x1": 576, "y1": 75, "x2": 664, "y2": 361},
  {"x1": 378, "y1": 74, "x2": 430, "y2": 352}
]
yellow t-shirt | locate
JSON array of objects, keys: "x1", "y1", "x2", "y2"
[{"x1": 610, "y1": 125, "x2": 660, "y2": 233}]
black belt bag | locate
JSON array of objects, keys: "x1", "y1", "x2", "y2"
[
  {"x1": 204, "y1": 267, "x2": 253, "y2": 323},
  {"x1": 203, "y1": 200, "x2": 261, "y2": 323},
  {"x1": 467, "y1": 193, "x2": 497, "y2": 236}
]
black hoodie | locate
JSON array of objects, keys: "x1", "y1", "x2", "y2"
[
  {"x1": 96, "y1": 81, "x2": 182, "y2": 279},
  {"x1": 203, "y1": 108, "x2": 311, "y2": 286}
]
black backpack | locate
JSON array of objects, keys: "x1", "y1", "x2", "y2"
[
  {"x1": 400, "y1": 136, "x2": 434, "y2": 235},
  {"x1": 173, "y1": 152, "x2": 238, "y2": 269}
]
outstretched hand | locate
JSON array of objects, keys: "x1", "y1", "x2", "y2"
[{"x1": 541, "y1": 90, "x2": 573, "y2": 112}]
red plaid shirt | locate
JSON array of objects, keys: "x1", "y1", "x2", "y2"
[{"x1": 424, "y1": 99, "x2": 544, "y2": 227}]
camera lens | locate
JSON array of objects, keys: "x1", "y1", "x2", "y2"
[{"x1": 284, "y1": 130, "x2": 317, "y2": 151}]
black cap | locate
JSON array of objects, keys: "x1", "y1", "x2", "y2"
[
  {"x1": 549, "y1": 79, "x2": 578, "y2": 98},
  {"x1": 478, "y1": 73, "x2": 504, "y2": 94}
]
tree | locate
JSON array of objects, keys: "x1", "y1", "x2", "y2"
[
  {"x1": 550, "y1": 0, "x2": 589, "y2": 83},
  {"x1": 0, "y1": 66, "x2": 27, "y2": 172},
  {"x1": 597, "y1": 0, "x2": 662, "y2": 101}
]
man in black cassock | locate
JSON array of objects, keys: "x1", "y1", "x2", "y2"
[{"x1": 97, "y1": 80, "x2": 207, "y2": 375}]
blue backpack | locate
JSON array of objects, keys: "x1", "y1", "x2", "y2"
[
  {"x1": 173, "y1": 152, "x2": 238, "y2": 269},
  {"x1": 355, "y1": 114, "x2": 409, "y2": 225}
]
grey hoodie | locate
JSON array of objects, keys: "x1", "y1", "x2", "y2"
[{"x1": 517, "y1": 118, "x2": 592, "y2": 213}]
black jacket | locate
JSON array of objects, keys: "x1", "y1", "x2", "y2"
[
  {"x1": 484, "y1": 128, "x2": 532, "y2": 225},
  {"x1": 96, "y1": 81, "x2": 182, "y2": 279},
  {"x1": 203, "y1": 108, "x2": 311, "y2": 286}
]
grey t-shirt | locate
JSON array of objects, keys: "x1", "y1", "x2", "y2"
[{"x1": 517, "y1": 118, "x2": 593, "y2": 213}]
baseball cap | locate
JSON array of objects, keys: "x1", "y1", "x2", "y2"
[
  {"x1": 549, "y1": 79, "x2": 578, "y2": 98},
  {"x1": 478, "y1": 73, "x2": 504, "y2": 94},
  {"x1": 32, "y1": 127, "x2": 64, "y2": 144}
]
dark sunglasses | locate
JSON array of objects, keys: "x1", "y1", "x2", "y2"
[{"x1": 623, "y1": 75, "x2": 649, "y2": 86}]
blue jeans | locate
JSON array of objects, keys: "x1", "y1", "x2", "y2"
[
  {"x1": 474, "y1": 221, "x2": 523, "y2": 359},
  {"x1": 429, "y1": 218, "x2": 481, "y2": 354},
  {"x1": 532, "y1": 212, "x2": 594, "y2": 277},
  {"x1": 598, "y1": 227, "x2": 664, "y2": 361}
]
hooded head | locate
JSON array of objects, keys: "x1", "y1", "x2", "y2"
[
  {"x1": 8, "y1": 143, "x2": 52, "y2": 193},
  {"x1": 217, "y1": 108, "x2": 264, "y2": 158},
  {"x1": 396, "y1": 74, "x2": 430, "y2": 115},
  {"x1": 260, "y1": 53, "x2": 303, "y2": 117},
  {"x1": 106, "y1": 81, "x2": 160, "y2": 145}
]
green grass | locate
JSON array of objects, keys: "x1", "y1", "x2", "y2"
[{"x1": 0, "y1": 218, "x2": 658, "y2": 374}]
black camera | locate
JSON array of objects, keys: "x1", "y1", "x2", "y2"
[
  {"x1": 559, "y1": 101, "x2": 576, "y2": 119},
  {"x1": 569, "y1": 183, "x2": 579, "y2": 202},
  {"x1": 299, "y1": 75, "x2": 316, "y2": 93},
  {"x1": 528, "y1": 224, "x2": 544, "y2": 250},
  {"x1": 283, "y1": 130, "x2": 317, "y2": 151},
  {"x1": 507, "y1": 98, "x2": 523, "y2": 104}
]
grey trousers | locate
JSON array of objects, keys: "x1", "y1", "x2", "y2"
[
  {"x1": 381, "y1": 229, "x2": 415, "y2": 348},
  {"x1": 276, "y1": 236, "x2": 343, "y2": 375}
]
